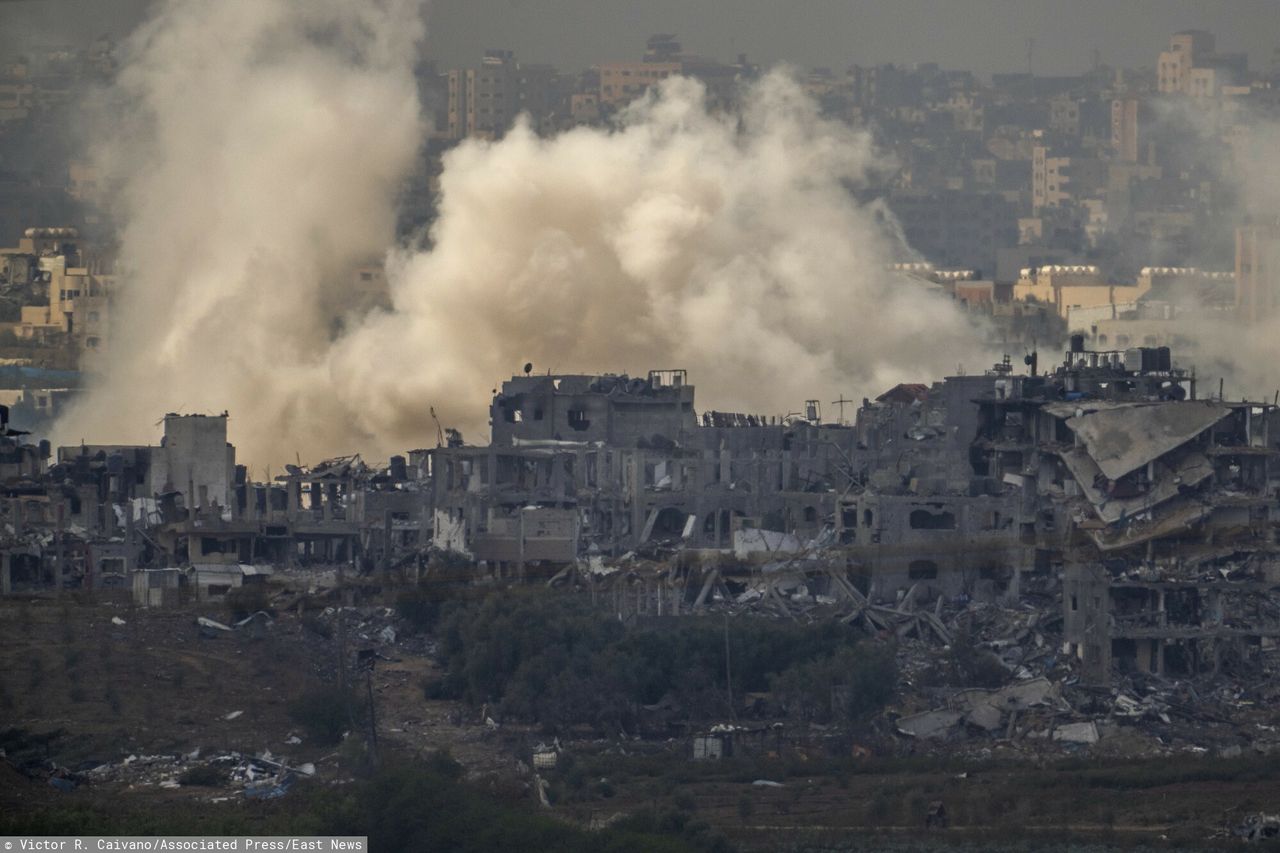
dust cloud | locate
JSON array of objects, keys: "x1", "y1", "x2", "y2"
[
  {"x1": 1138, "y1": 104, "x2": 1280, "y2": 402},
  {"x1": 329, "y1": 72, "x2": 991, "y2": 450},
  {"x1": 55, "y1": 0, "x2": 990, "y2": 465},
  {"x1": 53, "y1": 0, "x2": 427, "y2": 465}
]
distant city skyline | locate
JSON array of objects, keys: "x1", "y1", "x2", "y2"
[
  {"x1": 423, "y1": 0, "x2": 1279, "y2": 77},
  {"x1": 1, "y1": 0, "x2": 1278, "y2": 78}
]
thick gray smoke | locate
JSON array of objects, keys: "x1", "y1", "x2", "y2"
[
  {"x1": 329, "y1": 74, "x2": 990, "y2": 450},
  {"x1": 54, "y1": 0, "x2": 427, "y2": 464},
  {"x1": 1135, "y1": 102, "x2": 1280, "y2": 401},
  {"x1": 57, "y1": 0, "x2": 990, "y2": 465},
  {"x1": 1202, "y1": 112, "x2": 1280, "y2": 402}
]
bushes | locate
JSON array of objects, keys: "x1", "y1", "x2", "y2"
[
  {"x1": 178, "y1": 765, "x2": 229, "y2": 787},
  {"x1": 225, "y1": 585, "x2": 271, "y2": 621},
  {"x1": 767, "y1": 644, "x2": 898, "y2": 722},
  {"x1": 429, "y1": 589, "x2": 897, "y2": 727},
  {"x1": 395, "y1": 557, "x2": 480, "y2": 633},
  {"x1": 288, "y1": 684, "x2": 365, "y2": 746}
]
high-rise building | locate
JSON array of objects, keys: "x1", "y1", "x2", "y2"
[
  {"x1": 1158, "y1": 30, "x2": 1215, "y2": 94},
  {"x1": 1110, "y1": 98, "x2": 1142, "y2": 163},
  {"x1": 1235, "y1": 222, "x2": 1280, "y2": 324},
  {"x1": 446, "y1": 50, "x2": 522, "y2": 141}
]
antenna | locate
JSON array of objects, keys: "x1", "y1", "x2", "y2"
[
  {"x1": 430, "y1": 406, "x2": 444, "y2": 448},
  {"x1": 831, "y1": 396, "x2": 854, "y2": 425}
]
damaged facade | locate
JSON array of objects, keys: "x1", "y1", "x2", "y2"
[
  {"x1": 431, "y1": 345, "x2": 1280, "y2": 690},
  {"x1": 0, "y1": 413, "x2": 430, "y2": 598},
  {"x1": 5, "y1": 342, "x2": 1280, "y2": 693}
]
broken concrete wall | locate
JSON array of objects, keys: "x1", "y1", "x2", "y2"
[
  {"x1": 148, "y1": 413, "x2": 235, "y2": 514},
  {"x1": 432, "y1": 508, "x2": 471, "y2": 557}
]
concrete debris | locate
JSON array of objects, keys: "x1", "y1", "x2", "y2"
[
  {"x1": 4, "y1": 345, "x2": 1280, "y2": 767},
  {"x1": 198, "y1": 617, "x2": 234, "y2": 635},
  {"x1": 896, "y1": 709, "x2": 963, "y2": 739},
  {"x1": 1234, "y1": 813, "x2": 1280, "y2": 843},
  {"x1": 1052, "y1": 721, "x2": 1100, "y2": 744},
  {"x1": 9, "y1": 748, "x2": 320, "y2": 800}
]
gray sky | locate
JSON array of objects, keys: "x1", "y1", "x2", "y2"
[
  {"x1": 427, "y1": 0, "x2": 1280, "y2": 76},
  {"x1": 0, "y1": 0, "x2": 1277, "y2": 76}
]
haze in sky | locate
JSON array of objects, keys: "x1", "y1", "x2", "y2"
[{"x1": 1, "y1": 0, "x2": 1277, "y2": 77}]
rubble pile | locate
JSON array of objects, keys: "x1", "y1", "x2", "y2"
[{"x1": 3, "y1": 747, "x2": 317, "y2": 800}]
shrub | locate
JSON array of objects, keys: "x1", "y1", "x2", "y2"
[
  {"x1": 432, "y1": 588, "x2": 891, "y2": 727},
  {"x1": 178, "y1": 765, "x2": 228, "y2": 787},
  {"x1": 225, "y1": 584, "x2": 271, "y2": 621},
  {"x1": 288, "y1": 684, "x2": 365, "y2": 746}
]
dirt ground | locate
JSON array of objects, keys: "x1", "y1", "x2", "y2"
[
  {"x1": 1, "y1": 592, "x2": 1275, "y2": 848},
  {"x1": 0, "y1": 593, "x2": 511, "y2": 811}
]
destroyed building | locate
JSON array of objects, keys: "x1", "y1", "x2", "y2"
[
  {"x1": 3, "y1": 338, "x2": 1280, "y2": 692},
  {"x1": 432, "y1": 369, "x2": 864, "y2": 573},
  {"x1": 429, "y1": 344, "x2": 1280, "y2": 690},
  {"x1": 0, "y1": 413, "x2": 430, "y2": 597}
]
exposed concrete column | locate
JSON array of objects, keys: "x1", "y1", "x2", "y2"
[
  {"x1": 629, "y1": 453, "x2": 643, "y2": 548},
  {"x1": 517, "y1": 509, "x2": 525, "y2": 580},
  {"x1": 552, "y1": 454, "x2": 565, "y2": 499}
]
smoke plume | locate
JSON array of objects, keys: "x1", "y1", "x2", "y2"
[
  {"x1": 57, "y1": 1, "x2": 990, "y2": 464},
  {"x1": 1133, "y1": 100, "x2": 1280, "y2": 402},
  {"x1": 54, "y1": 0, "x2": 427, "y2": 463},
  {"x1": 328, "y1": 74, "x2": 990, "y2": 449}
]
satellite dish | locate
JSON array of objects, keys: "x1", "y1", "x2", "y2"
[{"x1": 524, "y1": 362, "x2": 533, "y2": 375}]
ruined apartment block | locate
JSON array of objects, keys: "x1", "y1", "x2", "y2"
[{"x1": 3, "y1": 338, "x2": 1280, "y2": 691}]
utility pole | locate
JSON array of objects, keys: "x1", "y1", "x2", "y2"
[
  {"x1": 724, "y1": 612, "x2": 736, "y2": 721},
  {"x1": 337, "y1": 557, "x2": 349, "y2": 695},
  {"x1": 364, "y1": 655, "x2": 380, "y2": 768}
]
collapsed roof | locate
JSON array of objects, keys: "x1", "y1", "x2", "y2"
[{"x1": 1064, "y1": 402, "x2": 1231, "y2": 481}]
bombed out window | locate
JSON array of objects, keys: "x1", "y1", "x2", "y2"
[
  {"x1": 908, "y1": 560, "x2": 939, "y2": 580},
  {"x1": 568, "y1": 408, "x2": 591, "y2": 431},
  {"x1": 909, "y1": 509, "x2": 956, "y2": 530}
]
